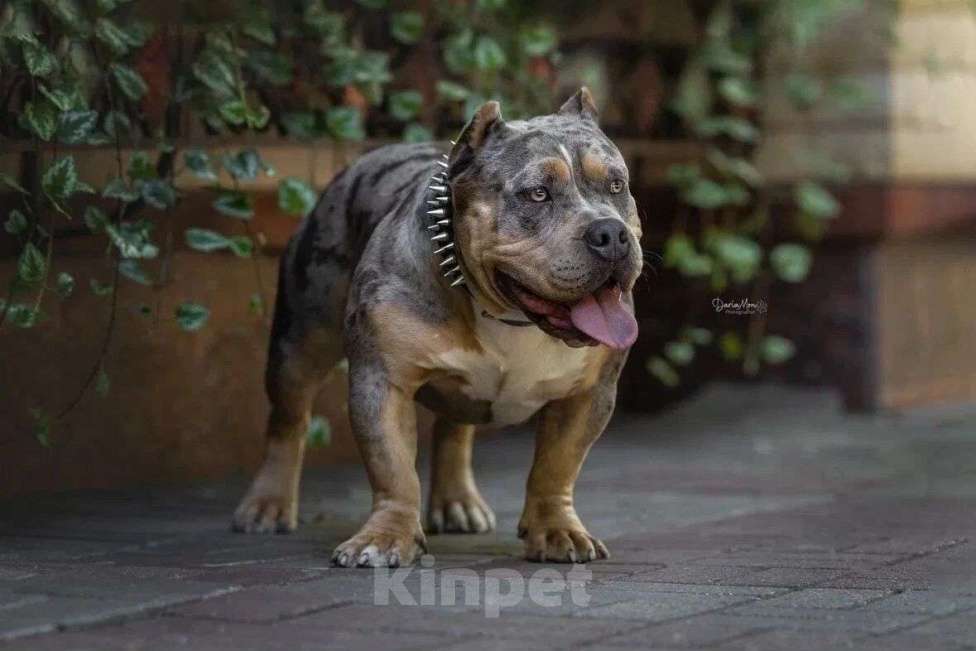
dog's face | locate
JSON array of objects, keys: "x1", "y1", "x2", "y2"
[{"x1": 448, "y1": 88, "x2": 642, "y2": 350}]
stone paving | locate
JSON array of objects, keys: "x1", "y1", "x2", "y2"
[{"x1": 1, "y1": 383, "x2": 975, "y2": 650}]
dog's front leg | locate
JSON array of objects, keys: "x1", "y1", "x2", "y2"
[
  {"x1": 518, "y1": 376, "x2": 618, "y2": 563},
  {"x1": 332, "y1": 358, "x2": 426, "y2": 568}
]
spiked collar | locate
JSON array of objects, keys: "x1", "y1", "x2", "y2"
[{"x1": 425, "y1": 150, "x2": 534, "y2": 328}]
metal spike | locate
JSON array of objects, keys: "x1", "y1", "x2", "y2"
[
  {"x1": 434, "y1": 242, "x2": 455, "y2": 255},
  {"x1": 431, "y1": 232, "x2": 449, "y2": 242},
  {"x1": 450, "y1": 140, "x2": 457, "y2": 146},
  {"x1": 441, "y1": 154, "x2": 448, "y2": 160},
  {"x1": 436, "y1": 219, "x2": 450, "y2": 226},
  {"x1": 427, "y1": 224, "x2": 441, "y2": 231},
  {"x1": 450, "y1": 276, "x2": 466, "y2": 287},
  {"x1": 444, "y1": 265, "x2": 462, "y2": 276},
  {"x1": 430, "y1": 185, "x2": 447, "y2": 193},
  {"x1": 436, "y1": 160, "x2": 448, "y2": 169},
  {"x1": 433, "y1": 196, "x2": 449, "y2": 204},
  {"x1": 439, "y1": 255, "x2": 456, "y2": 267},
  {"x1": 427, "y1": 208, "x2": 445, "y2": 217},
  {"x1": 431, "y1": 173, "x2": 446, "y2": 182}
]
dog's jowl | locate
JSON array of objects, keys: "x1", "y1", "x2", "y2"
[{"x1": 232, "y1": 88, "x2": 643, "y2": 567}]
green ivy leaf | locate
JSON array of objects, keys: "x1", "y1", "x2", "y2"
[
  {"x1": 246, "y1": 103, "x2": 271, "y2": 129},
  {"x1": 520, "y1": 25, "x2": 557, "y2": 56},
  {"x1": 227, "y1": 235, "x2": 253, "y2": 258},
  {"x1": 403, "y1": 123, "x2": 432, "y2": 143},
  {"x1": 4, "y1": 209, "x2": 28, "y2": 235},
  {"x1": 761, "y1": 335, "x2": 796, "y2": 365},
  {"x1": 106, "y1": 221, "x2": 158, "y2": 259},
  {"x1": 84, "y1": 206, "x2": 108, "y2": 232},
  {"x1": 770, "y1": 243, "x2": 812, "y2": 283},
  {"x1": 325, "y1": 106, "x2": 364, "y2": 141},
  {"x1": 219, "y1": 99, "x2": 248, "y2": 126},
  {"x1": 7, "y1": 303, "x2": 41, "y2": 328},
  {"x1": 103, "y1": 110, "x2": 132, "y2": 138},
  {"x1": 94, "y1": 17, "x2": 131, "y2": 55},
  {"x1": 246, "y1": 50, "x2": 292, "y2": 86},
  {"x1": 57, "y1": 110, "x2": 98, "y2": 144},
  {"x1": 103, "y1": 177, "x2": 140, "y2": 203},
  {"x1": 23, "y1": 101, "x2": 58, "y2": 141},
  {"x1": 0, "y1": 172, "x2": 29, "y2": 194},
  {"x1": 695, "y1": 116, "x2": 758, "y2": 143},
  {"x1": 222, "y1": 149, "x2": 263, "y2": 181},
  {"x1": 719, "y1": 332, "x2": 743, "y2": 361},
  {"x1": 709, "y1": 232, "x2": 761, "y2": 284},
  {"x1": 141, "y1": 179, "x2": 177, "y2": 210},
  {"x1": 119, "y1": 259, "x2": 152, "y2": 285},
  {"x1": 22, "y1": 41, "x2": 58, "y2": 77},
  {"x1": 664, "y1": 341, "x2": 695, "y2": 366},
  {"x1": 784, "y1": 72, "x2": 823, "y2": 109},
  {"x1": 306, "y1": 415, "x2": 331, "y2": 448},
  {"x1": 435, "y1": 80, "x2": 470, "y2": 102},
  {"x1": 42, "y1": 156, "x2": 78, "y2": 200},
  {"x1": 390, "y1": 11, "x2": 424, "y2": 44},
  {"x1": 795, "y1": 181, "x2": 840, "y2": 219},
  {"x1": 213, "y1": 192, "x2": 254, "y2": 219},
  {"x1": 175, "y1": 302, "x2": 209, "y2": 331},
  {"x1": 184, "y1": 149, "x2": 217, "y2": 181},
  {"x1": 684, "y1": 327, "x2": 713, "y2": 346},
  {"x1": 185, "y1": 228, "x2": 231, "y2": 252},
  {"x1": 277, "y1": 177, "x2": 317, "y2": 216},
  {"x1": 127, "y1": 152, "x2": 155, "y2": 181},
  {"x1": 473, "y1": 36, "x2": 506, "y2": 71},
  {"x1": 717, "y1": 77, "x2": 757, "y2": 107},
  {"x1": 249, "y1": 293, "x2": 264, "y2": 315},
  {"x1": 110, "y1": 63, "x2": 148, "y2": 101},
  {"x1": 683, "y1": 178, "x2": 728, "y2": 210},
  {"x1": 647, "y1": 356, "x2": 680, "y2": 387},
  {"x1": 388, "y1": 90, "x2": 423, "y2": 121},
  {"x1": 192, "y1": 51, "x2": 236, "y2": 96},
  {"x1": 18, "y1": 242, "x2": 46, "y2": 284},
  {"x1": 55, "y1": 271, "x2": 74, "y2": 298}
]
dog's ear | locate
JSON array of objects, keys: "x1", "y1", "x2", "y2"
[
  {"x1": 450, "y1": 101, "x2": 507, "y2": 155},
  {"x1": 558, "y1": 86, "x2": 599, "y2": 123}
]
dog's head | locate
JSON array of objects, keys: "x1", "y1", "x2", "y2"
[{"x1": 448, "y1": 88, "x2": 642, "y2": 350}]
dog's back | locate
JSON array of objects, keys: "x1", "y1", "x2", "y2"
[{"x1": 266, "y1": 143, "x2": 442, "y2": 382}]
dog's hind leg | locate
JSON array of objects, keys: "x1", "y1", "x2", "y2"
[
  {"x1": 426, "y1": 419, "x2": 495, "y2": 534},
  {"x1": 233, "y1": 225, "x2": 349, "y2": 534}
]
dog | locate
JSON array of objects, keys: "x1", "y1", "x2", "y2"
[{"x1": 232, "y1": 88, "x2": 643, "y2": 567}]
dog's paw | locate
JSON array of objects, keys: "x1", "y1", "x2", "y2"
[
  {"x1": 232, "y1": 492, "x2": 297, "y2": 534},
  {"x1": 517, "y1": 505, "x2": 608, "y2": 563},
  {"x1": 332, "y1": 510, "x2": 426, "y2": 568},
  {"x1": 427, "y1": 490, "x2": 496, "y2": 534}
]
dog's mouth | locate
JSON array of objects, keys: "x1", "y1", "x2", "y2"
[{"x1": 495, "y1": 273, "x2": 639, "y2": 350}]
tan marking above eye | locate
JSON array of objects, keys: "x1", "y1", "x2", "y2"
[
  {"x1": 540, "y1": 158, "x2": 571, "y2": 185},
  {"x1": 581, "y1": 151, "x2": 609, "y2": 182}
]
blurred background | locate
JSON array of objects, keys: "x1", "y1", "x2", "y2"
[{"x1": 1, "y1": 0, "x2": 975, "y2": 497}]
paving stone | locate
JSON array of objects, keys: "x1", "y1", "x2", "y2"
[
  {"x1": 1, "y1": 384, "x2": 974, "y2": 649},
  {"x1": 750, "y1": 587, "x2": 890, "y2": 609},
  {"x1": 576, "y1": 591, "x2": 757, "y2": 622}
]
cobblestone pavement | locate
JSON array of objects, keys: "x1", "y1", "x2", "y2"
[{"x1": 2, "y1": 384, "x2": 975, "y2": 650}]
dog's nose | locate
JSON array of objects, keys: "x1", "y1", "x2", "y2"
[{"x1": 584, "y1": 219, "x2": 630, "y2": 262}]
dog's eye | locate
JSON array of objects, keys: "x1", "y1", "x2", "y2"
[
  {"x1": 609, "y1": 179, "x2": 625, "y2": 194},
  {"x1": 528, "y1": 187, "x2": 550, "y2": 202}
]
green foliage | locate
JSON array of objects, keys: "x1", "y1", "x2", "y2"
[
  {"x1": 175, "y1": 303, "x2": 210, "y2": 331},
  {"x1": 307, "y1": 415, "x2": 332, "y2": 448},
  {"x1": 653, "y1": 0, "x2": 864, "y2": 386}
]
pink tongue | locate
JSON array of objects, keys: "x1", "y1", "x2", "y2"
[{"x1": 569, "y1": 285, "x2": 639, "y2": 349}]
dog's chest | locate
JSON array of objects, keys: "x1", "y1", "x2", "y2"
[{"x1": 430, "y1": 312, "x2": 591, "y2": 426}]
